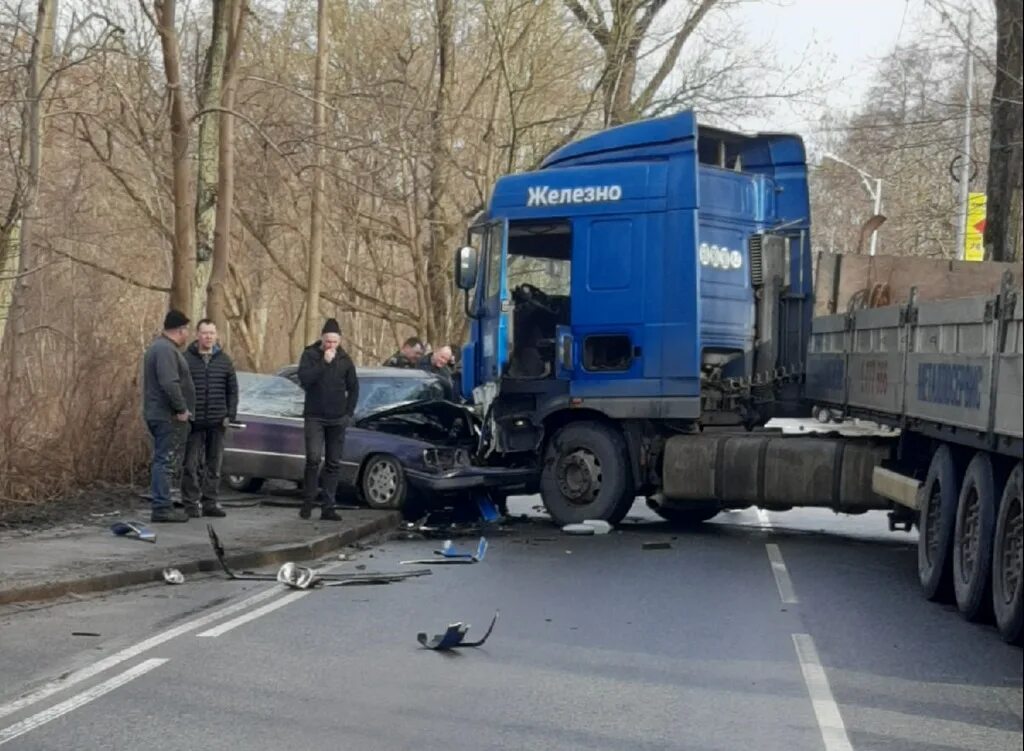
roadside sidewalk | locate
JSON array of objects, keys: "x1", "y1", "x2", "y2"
[{"x1": 0, "y1": 499, "x2": 401, "y2": 606}]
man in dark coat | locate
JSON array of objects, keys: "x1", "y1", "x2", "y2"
[
  {"x1": 181, "y1": 319, "x2": 238, "y2": 517},
  {"x1": 420, "y1": 345, "x2": 455, "y2": 401},
  {"x1": 142, "y1": 309, "x2": 195, "y2": 523},
  {"x1": 382, "y1": 336, "x2": 424, "y2": 368},
  {"x1": 297, "y1": 317, "x2": 359, "y2": 521}
]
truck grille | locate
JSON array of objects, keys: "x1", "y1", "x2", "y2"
[{"x1": 748, "y1": 234, "x2": 764, "y2": 286}]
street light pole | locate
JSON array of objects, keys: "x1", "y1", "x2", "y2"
[{"x1": 822, "y1": 153, "x2": 883, "y2": 256}]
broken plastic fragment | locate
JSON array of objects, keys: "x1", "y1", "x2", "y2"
[
  {"x1": 582, "y1": 519, "x2": 612, "y2": 534},
  {"x1": 417, "y1": 610, "x2": 500, "y2": 650},
  {"x1": 277, "y1": 562, "x2": 321, "y2": 590},
  {"x1": 162, "y1": 568, "x2": 185, "y2": 585},
  {"x1": 402, "y1": 537, "x2": 488, "y2": 565},
  {"x1": 562, "y1": 523, "x2": 595, "y2": 536},
  {"x1": 111, "y1": 521, "x2": 156, "y2": 543}
]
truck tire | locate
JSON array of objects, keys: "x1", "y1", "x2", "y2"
[
  {"x1": 992, "y1": 463, "x2": 1023, "y2": 645},
  {"x1": 952, "y1": 453, "x2": 998, "y2": 622},
  {"x1": 917, "y1": 445, "x2": 959, "y2": 601},
  {"x1": 540, "y1": 422, "x2": 634, "y2": 526}
]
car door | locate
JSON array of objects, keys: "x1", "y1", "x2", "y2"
[{"x1": 224, "y1": 374, "x2": 307, "y2": 482}]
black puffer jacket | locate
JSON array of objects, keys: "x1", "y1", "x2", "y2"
[
  {"x1": 298, "y1": 341, "x2": 359, "y2": 421},
  {"x1": 183, "y1": 342, "x2": 239, "y2": 427}
]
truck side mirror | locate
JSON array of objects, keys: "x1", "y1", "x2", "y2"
[{"x1": 455, "y1": 246, "x2": 479, "y2": 291}]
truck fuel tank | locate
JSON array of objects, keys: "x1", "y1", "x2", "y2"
[{"x1": 661, "y1": 434, "x2": 893, "y2": 513}]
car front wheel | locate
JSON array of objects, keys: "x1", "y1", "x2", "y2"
[{"x1": 361, "y1": 455, "x2": 407, "y2": 510}]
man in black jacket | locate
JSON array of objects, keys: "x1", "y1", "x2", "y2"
[
  {"x1": 382, "y1": 336, "x2": 424, "y2": 368},
  {"x1": 297, "y1": 317, "x2": 359, "y2": 521},
  {"x1": 181, "y1": 319, "x2": 238, "y2": 518}
]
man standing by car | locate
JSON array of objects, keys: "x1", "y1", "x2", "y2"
[
  {"x1": 420, "y1": 345, "x2": 456, "y2": 401},
  {"x1": 142, "y1": 310, "x2": 195, "y2": 523},
  {"x1": 181, "y1": 319, "x2": 237, "y2": 518},
  {"x1": 382, "y1": 336, "x2": 424, "y2": 368},
  {"x1": 298, "y1": 317, "x2": 359, "y2": 521}
]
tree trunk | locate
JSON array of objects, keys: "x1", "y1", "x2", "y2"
[
  {"x1": 208, "y1": 0, "x2": 248, "y2": 342},
  {"x1": 154, "y1": 0, "x2": 195, "y2": 314},
  {"x1": 303, "y1": 0, "x2": 329, "y2": 342},
  {"x1": 0, "y1": 0, "x2": 57, "y2": 359},
  {"x1": 425, "y1": 0, "x2": 454, "y2": 346},
  {"x1": 985, "y1": 0, "x2": 1023, "y2": 262},
  {"x1": 193, "y1": 0, "x2": 228, "y2": 321}
]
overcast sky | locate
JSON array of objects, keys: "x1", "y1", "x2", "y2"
[{"x1": 721, "y1": 0, "x2": 986, "y2": 153}]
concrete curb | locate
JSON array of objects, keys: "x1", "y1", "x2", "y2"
[{"x1": 0, "y1": 512, "x2": 402, "y2": 607}]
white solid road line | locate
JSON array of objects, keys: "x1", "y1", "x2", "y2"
[
  {"x1": 0, "y1": 659, "x2": 168, "y2": 746},
  {"x1": 765, "y1": 543, "x2": 798, "y2": 604},
  {"x1": 0, "y1": 585, "x2": 282, "y2": 721},
  {"x1": 792, "y1": 634, "x2": 854, "y2": 751},
  {"x1": 197, "y1": 591, "x2": 308, "y2": 637}
]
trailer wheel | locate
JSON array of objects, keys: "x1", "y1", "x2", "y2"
[
  {"x1": 540, "y1": 422, "x2": 634, "y2": 526},
  {"x1": 952, "y1": 453, "x2": 998, "y2": 622},
  {"x1": 917, "y1": 445, "x2": 959, "y2": 601},
  {"x1": 992, "y1": 463, "x2": 1023, "y2": 645}
]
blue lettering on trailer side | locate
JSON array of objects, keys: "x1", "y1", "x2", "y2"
[{"x1": 917, "y1": 363, "x2": 983, "y2": 409}]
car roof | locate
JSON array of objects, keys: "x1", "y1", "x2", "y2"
[{"x1": 274, "y1": 365, "x2": 436, "y2": 380}]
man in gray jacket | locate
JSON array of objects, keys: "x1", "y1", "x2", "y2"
[{"x1": 142, "y1": 309, "x2": 196, "y2": 523}]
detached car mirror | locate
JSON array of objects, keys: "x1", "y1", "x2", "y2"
[{"x1": 454, "y1": 246, "x2": 479, "y2": 291}]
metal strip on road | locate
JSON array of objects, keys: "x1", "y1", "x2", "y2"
[
  {"x1": 792, "y1": 634, "x2": 854, "y2": 751},
  {"x1": 0, "y1": 659, "x2": 168, "y2": 747},
  {"x1": 0, "y1": 586, "x2": 283, "y2": 721},
  {"x1": 765, "y1": 543, "x2": 799, "y2": 604},
  {"x1": 197, "y1": 591, "x2": 309, "y2": 638}
]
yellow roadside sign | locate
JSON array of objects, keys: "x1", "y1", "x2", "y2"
[{"x1": 964, "y1": 193, "x2": 986, "y2": 262}]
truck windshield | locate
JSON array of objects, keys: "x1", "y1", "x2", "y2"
[{"x1": 507, "y1": 254, "x2": 570, "y2": 296}]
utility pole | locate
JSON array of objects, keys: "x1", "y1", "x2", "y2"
[{"x1": 955, "y1": 11, "x2": 974, "y2": 261}]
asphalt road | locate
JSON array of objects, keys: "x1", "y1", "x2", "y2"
[{"x1": 1, "y1": 499, "x2": 1021, "y2": 751}]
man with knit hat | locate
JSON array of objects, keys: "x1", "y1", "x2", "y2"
[
  {"x1": 297, "y1": 317, "x2": 359, "y2": 521},
  {"x1": 142, "y1": 309, "x2": 196, "y2": 523}
]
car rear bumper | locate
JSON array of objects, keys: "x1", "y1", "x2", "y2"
[{"x1": 405, "y1": 466, "x2": 535, "y2": 494}]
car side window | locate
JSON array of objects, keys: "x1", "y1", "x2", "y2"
[{"x1": 239, "y1": 374, "x2": 304, "y2": 418}]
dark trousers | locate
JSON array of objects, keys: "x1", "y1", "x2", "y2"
[
  {"x1": 303, "y1": 419, "x2": 346, "y2": 510},
  {"x1": 147, "y1": 419, "x2": 189, "y2": 511},
  {"x1": 182, "y1": 423, "x2": 226, "y2": 507}
]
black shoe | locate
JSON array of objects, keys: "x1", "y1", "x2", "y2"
[
  {"x1": 299, "y1": 503, "x2": 313, "y2": 520},
  {"x1": 319, "y1": 508, "x2": 342, "y2": 522},
  {"x1": 184, "y1": 504, "x2": 203, "y2": 519},
  {"x1": 202, "y1": 504, "x2": 226, "y2": 518},
  {"x1": 151, "y1": 508, "x2": 190, "y2": 523}
]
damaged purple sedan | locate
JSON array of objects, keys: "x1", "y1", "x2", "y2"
[{"x1": 222, "y1": 370, "x2": 532, "y2": 513}]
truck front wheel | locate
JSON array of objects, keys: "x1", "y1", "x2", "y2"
[{"x1": 540, "y1": 422, "x2": 635, "y2": 526}]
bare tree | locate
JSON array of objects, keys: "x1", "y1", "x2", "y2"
[
  {"x1": 303, "y1": 0, "x2": 328, "y2": 342},
  {"x1": 985, "y1": 0, "x2": 1023, "y2": 262},
  {"x1": 193, "y1": 0, "x2": 228, "y2": 320},
  {"x1": 207, "y1": 0, "x2": 248, "y2": 337},
  {"x1": 0, "y1": 0, "x2": 57, "y2": 351},
  {"x1": 151, "y1": 0, "x2": 195, "y2": 314}
]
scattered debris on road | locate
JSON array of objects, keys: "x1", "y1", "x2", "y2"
[
  {"x1": 162, "y1": 568, "x2": 185, "y2": 585},
  {"x1": 401, "y1": 537, "x2": 488, "y2": 565},
  {"x1": 206, "y1": 525, "x2": 431, "y2": 587},
  {"x1": 418, "y1": 611, "x2": 500, "y2": 650},
  {"x1": 641, "y1": 541, "x2": 672, "y2": 550},
  {"x1": 110, "y1": 521, "x2": 156, "y2": 543},
  {"x1": 71, "y1": 631, "x2": 101, "y2": 637},
  {"x1": 583, "y1": 520, "x2": 612, "y2": 534}
]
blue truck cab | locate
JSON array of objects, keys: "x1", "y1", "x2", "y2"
[{"x1": 454, "y1": 111, "x2": 815, "y2": 522}]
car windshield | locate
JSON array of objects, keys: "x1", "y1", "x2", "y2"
[{"x1": 238, "y1": 372, "x2": 444, "y2": 419}]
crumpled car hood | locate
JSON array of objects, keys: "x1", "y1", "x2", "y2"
[{"x1": 355, "y1": 399, "x2": 478, "y2": 429}]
